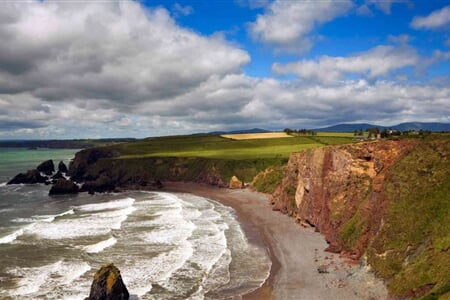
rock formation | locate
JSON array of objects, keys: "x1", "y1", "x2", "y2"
[
  {"x1": 37, "y1": 159, "x2": 55, "y2": 175},
  {"x1": 229, "y1": 175, "x2": 243, "y2": 189},
  {"x1": 86, "y1": 263, "x2": 129, "y2": 300},
  {"x1": 58, "y1": 161, "x2": 68, "y2": 173},
  {"x1": 7, "y1": 169, "x2": 47, "y2": 184},
  {"x1": 271, "y1": 140, "x2": 417, "y2": 259},
  {"x1": 49, "y1": 178, "x2": 79, "y2": 195}
]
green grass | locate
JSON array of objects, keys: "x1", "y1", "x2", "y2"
[
  {"x1": 111, "y1": 134, "x2": 354, "y2": 160},
  {"x1": 316, "y1": 132, "x2": 359, "y2": 137},
  {"x1": 252, "y1": 166, "x2": 285, "y2": 194}
]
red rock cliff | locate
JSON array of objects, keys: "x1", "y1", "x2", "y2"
[{"x1": 271, "y1": 140, "x2": 418, "y2": 260}]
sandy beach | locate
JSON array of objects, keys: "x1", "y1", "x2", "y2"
[{"x1": 165, "y1": 182, "x2": 387, "y2": 300}]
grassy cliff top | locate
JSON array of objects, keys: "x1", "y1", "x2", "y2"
[{"x1": 109, "y1": 134, "x2": 354, "y2": 160}]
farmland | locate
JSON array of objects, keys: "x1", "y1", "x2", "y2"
[{"x1": 113, "y1": 133, "x2": 355, "y2": 160}]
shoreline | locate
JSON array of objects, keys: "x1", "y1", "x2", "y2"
[{"x1": 164, "y1": 182, "x2": 388, "y2": 300}]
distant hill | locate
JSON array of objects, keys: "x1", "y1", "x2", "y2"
[
  {"x1": 314, "y1": 122, "x2": 450, "y2": 132},
  {"x1": 205, "y1": 128, "x2": 271, "y2": 135},
  {"x1": 0, "y1": 138, "x2": 136, "y2": 149}
]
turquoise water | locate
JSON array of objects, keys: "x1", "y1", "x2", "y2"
[
  {"x1": 0, "y1": 148, "x2": 78, "y2": 183},
  {"x1": 0, "y1": 148, "x2": 271, "y2": 299}
]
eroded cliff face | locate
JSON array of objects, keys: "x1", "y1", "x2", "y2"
[{"x1": 272, "y1": 140, "x2": 418, "y2": 260}]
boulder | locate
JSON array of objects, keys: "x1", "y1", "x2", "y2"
[
  {"x1": 229, "y1": 175, "x2": 243, "y2": 189},
  {"x1": 37, "y1": 160, "x2": 55, "y2": 175},
  {"x1": 58, "y1": 161, "x2": 68, "y2": 173},
  {"x1": 49, "y1": 179, "x2": 79, "y2": 195},
  {"x1": 7, "y1": 169, "x2": 47, "y2": 184},
  {"x1": 86, "y1": 263, "x2": 129, "y2": 300}
]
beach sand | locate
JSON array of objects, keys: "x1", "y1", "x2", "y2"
[{"x1": 165, "y1": 182, "x2": 388, "y2": 300}]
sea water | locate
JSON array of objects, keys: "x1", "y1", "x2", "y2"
[{"x1": 0, "y1": 148, "x2": 271, "y2": 299}]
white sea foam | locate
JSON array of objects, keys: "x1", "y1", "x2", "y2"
[
  {"x1": 0, "y1": 223, "x2": 35, "y2": 244},
  {"x1": 77, "y1": 197, "x2": 135, "y2": 212},
  {"x1": 9, "y1": 260, "x2": 90, "y2": 297},
  {"x1": 0, "y1": 182, "x2": 6, "y2": 187},
  {"x1": 30, "y1": 209, "x2": 75, "y2": 223},
  {"x1": 0, "y1": 228, "x2": 24, "y2": 244},
  {"x1": 122, "y1": 240, "x2": 194, "y2": 296},
  {"x1": 84, "y1": 236, "x2": 117, "y2": 253},
  {"x1": 28, "y1": 199, "x2": 136, "y2": 239}
]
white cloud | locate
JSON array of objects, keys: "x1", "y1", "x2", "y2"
[
  {"x1": 272, "y1": 45, "x2": 418, "y2": 83},
  {"x1": 248, "y1": 0, "x2": 353, "y2": 53},
  {"x1": 173, "y1": 3, "x2": 194, "y2": 16},
  {"x1": 0, "y1": 1, "x2": 249, "y2": 104},
  {"x1": 411, "y1": 5, "x2": 450, "y2": 30},
  {"x1": 0, "y1": 0, "x2": 448, "y2": 139}
]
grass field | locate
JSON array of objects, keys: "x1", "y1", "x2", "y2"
[{"x1": 112, "y1": 133, "x2": 355, "y2": 160}]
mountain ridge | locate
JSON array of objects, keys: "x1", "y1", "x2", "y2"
[{"x1": 314, "y1": 122, "x2": 450, "y2": 132}]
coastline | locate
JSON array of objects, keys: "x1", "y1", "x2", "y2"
[{"x1": 164, "y1": 182, "x2": 388, "y2": 300}]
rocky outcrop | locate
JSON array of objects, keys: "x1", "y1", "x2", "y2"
[
  {"x1": 37, "y1": 159, "x2": 55, "y2": 175},
  {"x1": 58, "y1": 161, "x2": 68, "y2": 173},
  {"x1": 229, "y1": 175, "x2": 243, "y2": 189},
  {"x1": 272, "y1": 140, "x2": 418, "y2": 259},
  {"x1": 7, "y1": 169, "x2": 47, "y2": 184},
  {"x1": 49, "y1": 179, "x2": 79, "y2": 195},
  {"x1": 81, "y1": 174, "x2": 118, "y2": 194},
  {"x1": 69, "y1": 148, "x2": 120, "y2": 182},
  {"x1": 86, "y1": 263, "x2": 129, "y2": 300}
]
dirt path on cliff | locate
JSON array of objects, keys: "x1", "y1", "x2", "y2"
[{"x1": 164, "y1": 183, "x2": 388, "y2": 300}]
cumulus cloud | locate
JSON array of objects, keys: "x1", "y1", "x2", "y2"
[
  {"x1": 248, "y1": 0, "x2": 353, "y2": 53},
  {"x1": 411, "y1": 5, "x2": 450, "y2": 30},
  {"x1": 0, "y1": 1, "x2": 249, "y2": 105},
  {"x1": 0, "y1": 0, "x2": 448, "y2": 139},
  {"x1": 272, "y1": 44, "x2": 418, "y2": 83}
]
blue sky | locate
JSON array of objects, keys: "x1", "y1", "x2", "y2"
[{"x1": 0, "y1": 0, "x2": 449, "y2": 138}]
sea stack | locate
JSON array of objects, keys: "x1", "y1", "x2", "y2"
[{"x1": 86, "y1": 263, "x2": 129, "y2": 300}]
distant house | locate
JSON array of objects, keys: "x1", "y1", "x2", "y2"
[{"x1": 388, "y1": 129, "x2": 402, "y2": 135}]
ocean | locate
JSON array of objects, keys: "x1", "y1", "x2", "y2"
[{"x1": 0, "y1": 148, "x2": 271, "y2": 299}]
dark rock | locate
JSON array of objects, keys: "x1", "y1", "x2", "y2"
[
  {"x1": 81, "y1": 174, "x2": 116, "y2": 194},
  {"x1": 7, "y1": 169, "x2": 47, "y2": 184},
  {"x1": 49, "y1": 179, "x2": 79, "y2": 195},
  {"x1": 58, "y1": 161, "x2": 68, "y2": 173},
  {"x1": 69, "y1": 149, "x2": 119, "y2": 181},
  {"x1": 153, "y1": 179, "x2": 164, "y2": 189},
  {"x1": 37, "y1": 160, "x2": 55, "y2": 176},
  {"x1": 52, "y1": 171, "x2": 65, "y2": 180},
  {"x1": 51, "y1": 171, "x2": 65, "y2": 184},
  {"x1": 86, "y1": 263, "x2": 129, "y2": 300}
]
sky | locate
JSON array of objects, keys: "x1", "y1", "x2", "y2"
[{"x1": 0, "y1": 0, "x2": 449, "y2": 139}]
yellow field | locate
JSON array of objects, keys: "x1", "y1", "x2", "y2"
[{"x1": 221, "y1": 132, "x2": 292, "y2": 140}]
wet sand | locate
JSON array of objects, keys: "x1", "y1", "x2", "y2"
[{"x1": 165, "y1": 182, "x2": 388, "y2": 300}]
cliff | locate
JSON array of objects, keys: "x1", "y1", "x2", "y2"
[
  {"x1": 271, "y1": 138, "x2": 450, "y2": 299},
  {"x1": 68, "y1": 148, "x2": 283, "y2": 192}
]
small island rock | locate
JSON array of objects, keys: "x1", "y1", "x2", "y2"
[
  {"x1": 37, "y1": 159, "x2": 55, "y2": 175},
  {"x1": 58, "y1": 161, "x2": 68, "y2": 173},
  {"x1": 7, "y1": 169, "x2": 47, "y2": 185},
  {"x1": 86, "y1": 263, "x2": 129, "y2": 300}
]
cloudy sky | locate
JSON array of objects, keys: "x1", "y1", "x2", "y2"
[{"x1": 0, "y1": 0, "x2": 449, "y2": 139}]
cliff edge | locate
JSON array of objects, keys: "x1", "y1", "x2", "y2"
[{"x1": 271, "y1": 138, "x2": 450, "y2": 299}]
